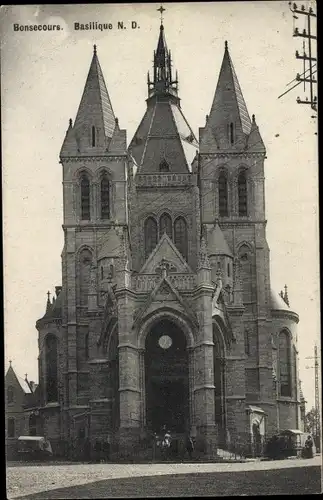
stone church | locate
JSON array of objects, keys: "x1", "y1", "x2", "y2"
[{"x1": 35, "y1": 23, "x2": 302, "y2": 459}]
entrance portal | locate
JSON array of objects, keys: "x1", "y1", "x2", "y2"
[{"x1": 145, "y1": 319, "x2": 189, "y2": 433}]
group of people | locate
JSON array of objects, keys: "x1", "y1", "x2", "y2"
[{"x1": 155, "y1": 426, "x2": 195, "y2": 460}]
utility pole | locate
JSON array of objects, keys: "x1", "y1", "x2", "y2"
[
  {"x1": 305, "y1": 344, "x2": 321, "y2": 452},
  {"x1": 289, "y1": 2, "x2": 317, "y2": 111}
]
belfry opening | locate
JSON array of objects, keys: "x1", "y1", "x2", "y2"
[{"x1": 144, "y1": 319, "x2": 189, "y2": 434}]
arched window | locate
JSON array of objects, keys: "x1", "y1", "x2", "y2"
[
  {"x1": 174, "y1": 217, "x2": 188, "y2": 261},
  {"x1": 85, "y1": 333, "x2": 89, "y2": 360},
  {"x1": 45, "y1": 334, "x2": 58, "y2": 403},
  {"x1": 100, "y1": 173, "x2": 110, "y2": 220},
  {"x1": 279, "y1": 330, "x2": 291, "y2": 397},
  {"x1": 144, "y1": 217, "x2": 158, "y2": 258},
  {"x1": 238, "y1": 244, "x2": 253, "y2": 304},
  {"x1": 7, "y1": 385, "x2": 14, "y2": 404},
  {"x1": 213, "y1": 326, "x2": 226, "y2": 446},
  {"x1": 159, "y1": 213, "x2": 172, "y2": 240},
  {"x1": 29, "y1": 414, "x2": 37, "y2": 436},
  {"x1": 293, "y1": 347, "x2": 298, "y2": 399},
  {"x1": 230, "y1": 122, "x2": 234, "y2": 144},
  {"x1": 91, "y1": 126, "x2": 96, "y2": 147},
  {"x1": 218, "y1": 173, "x2": 228, "y2": 217},
  {"x1": 227, "y1": 262, "x2": 230, "y2": 277},
  {"x1": 7, "y1": 418, "x2": 15, "y2": 438},
  {"x1": 78, "y1": 249, "x2": 92, "y2": 306},
  {"x1": 238, "y1": 171, "x2": 248, "y2": 216},
  {"x1": 159, "y1": 159, "x2": 170, "y2": 172},
  {"x1": 80, "y1": 174, "x2": 90, "y2": 220},
  {"x1": 244, "y1": 330, "x2": 250, "y2": 356}
]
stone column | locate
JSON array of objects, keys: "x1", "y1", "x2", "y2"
[
  {"x1": 115, "y1": 284, "x2": 141, "y2": 458},
  {"x1": 88, "y1": 359, "x2": 113, "y2": 443},
  {"x1": 65, "y1": 229, "x2": 77, "y2": 408},
  {"x1": 226, "y1": 306, "x2": 248, "y2": 446},
  {"x1": 193, "y1": 238, "x2": 218, "y2": 458}
]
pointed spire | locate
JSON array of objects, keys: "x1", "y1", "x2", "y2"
[
  {"x1": 61, "y1": 46, "x2": 116, "y2": 156},
  {"x1": 246, "y1": 112, "x2": 266, "y2": 152},
  {"x1": 205, "y1": 41, "x2": 253, "y2": 149},
  {"x1": 46, "y1": 291, "x2": 52, "y2": 313},
  {"x1": 148, "y1": 21, "x2": 178, "y2": 99}
]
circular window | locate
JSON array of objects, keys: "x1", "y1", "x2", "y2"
[{"x1": 158, "y1": 335, "x2": 173, "y2": 349}]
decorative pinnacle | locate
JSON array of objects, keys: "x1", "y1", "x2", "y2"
[
  {"x1": 225, "y1": 40, "x2": 228, "y2": 50},
  {"x1": 47, "y1": 291, "x2": 50, "y2": 301},
  {"x1": 9, "y1": 360, "x2": 12, "y2": 366},
  {"x1": 93, "y1": 44, "x2": 97, "y2": 55},
  {"x1": 25, "y1": 373, "x2": 28, "y2": 380},
  {"x1": 284, "y1": 284, "x2": 289, "y2": 306},
  {"x1": 252, "y1": 114, "x2": 255, "y2": 123}
]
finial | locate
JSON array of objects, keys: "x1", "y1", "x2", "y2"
[
  {"x1": 252, "y1": 114, "x2": 255, "y2": 123},
  {"x1": 69, "y1": 118, "x2": 72, "y2": 127},
  {"x1": 206, "y1": 114, "x2": 209, "y2": 123},
  {"x1": 225, "y1": 40, "x2": 228, "y2": 49},
  {"x1": 25, "y1": 373, "x2": 28, "y2": 380},
  {"x1": 9, "y1": 360, "x2": 12, "y2": 367},
  {"x1": 93, "y1": 44, "x2": 97, "y2": 55},
  {"x1": 157, "y1": 5, "x2": 166, "y2": 24},
  {"x1": 47, "y1": 291, "x2": 50, "y2": 300},
  {"x1": 115, "y1": 117, "x2": 119, "y2": 126},
  {"x1": 284, "y1": 284, "x2": 289, "y2": 306}
]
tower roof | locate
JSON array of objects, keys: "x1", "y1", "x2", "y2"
[
  {"x1": 60, "y1": 46, "x2": 126, "y2": 157},
  {"x1": 202, "y1": 41, "x2": 264, "y2": 151},
  {"x1": 206, "y1": 222, "x2": 233, "y2": 257},
  {"x1": 129, "y1": 23, "x2": 198, "y2": 173},
  {"x1": 74, "y1": 45, "x2": 115, "y2": 139},
  {"x1": 147, "y1": 23, "x2": 179, "y2": 100},
  {"x1": 129, "y1": 99, "x2": 198, "y2": 173}
]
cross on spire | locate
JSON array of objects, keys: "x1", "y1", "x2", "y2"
[{"x1": 157, "y1": 5, "x2": 165, "y2": 24}]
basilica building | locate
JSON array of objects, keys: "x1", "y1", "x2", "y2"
[{"x1": 35, "y1": 22, "x2": 302, "y2": 459}]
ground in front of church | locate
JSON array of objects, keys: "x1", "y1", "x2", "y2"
[{"x1": 7, "y1": 455, "x2": 321, "y2": 498}]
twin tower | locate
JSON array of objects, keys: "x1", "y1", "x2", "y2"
[{"x1": 36, "y1": 23, "x2": 301, "y2": 459}]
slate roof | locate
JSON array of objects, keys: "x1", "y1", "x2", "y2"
[
  {"x1": 73, "y1": 48, "x2": 115, "y2": 140},
  {"x1": 206, "y1": 223, "x2": 233, "y2": 257},
  {"x1": 129, "y1": 99, "x2": 198, "y2": 173}
]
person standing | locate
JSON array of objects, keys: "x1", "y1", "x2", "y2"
[
  {"x1": 304, "y1": 435, "x2": 314, "y2": 458},
  {"x1": 185, "y1": 434, "x2": 194, "y2": 460}
]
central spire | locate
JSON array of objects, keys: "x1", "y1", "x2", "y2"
[{"x1": 147, "y1": 19, "x2": 178, "y2": 99}]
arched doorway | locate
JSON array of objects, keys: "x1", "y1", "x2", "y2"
[{"x1": 145, "y1": 319, "x2": 189, "y2": 434}]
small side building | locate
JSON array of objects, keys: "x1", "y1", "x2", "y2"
[{"x1": 5, "y1": 362, "x2": 40, "y2": 460}]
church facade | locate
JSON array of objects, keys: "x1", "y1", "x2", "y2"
[{"x1": 35, "y1": 24, "x2": 302, "y2": 459}]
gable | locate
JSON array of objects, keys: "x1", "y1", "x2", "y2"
[
  {"x1": 140, "y1": 233, "x2": 192, "y2": 274},
  {"x1": 133, "y1": 276, "x2": 198, "y2": 329}
]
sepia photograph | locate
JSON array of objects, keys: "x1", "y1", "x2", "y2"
[{"x1": 2, "y1": 1, "x2": 320, "y2": 498}]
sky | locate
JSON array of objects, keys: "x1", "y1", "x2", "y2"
[{"x1": 2, "y1": 2, "x2": 319, "y2": 410}]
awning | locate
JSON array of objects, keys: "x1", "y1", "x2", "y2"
[
  {"x1": 280, "y1": 429, "x2": 303, "y2": 435},
  {"x1": 247, "y1": 406, "x2": 266, "y2": 414},
  {"x1": 18, "y1": 436, "x2": 45, "y2": 442}
]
